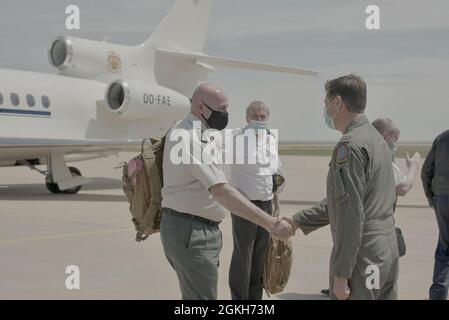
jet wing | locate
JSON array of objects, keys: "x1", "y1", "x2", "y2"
[
  {"x1": 0, "y1": 137, "x2": 144, "y2": 162},
  {"x1": 0, "y1": 137, "x2": 143, "y2": 151},
  {"x1": 156, "y1": 48, "x2": 319, "y2": 76}
]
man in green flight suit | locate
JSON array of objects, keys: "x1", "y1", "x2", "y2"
[{"x1": 285, "y1": 74, "x2": 399, "y2": 300}]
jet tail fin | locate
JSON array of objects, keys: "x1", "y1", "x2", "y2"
[
  {"x1": 144, "y1": 0, "x2": 213, "y2": 52},
  {"x1": 156, "y1": 48, "x2": 319, "y2": 76}
]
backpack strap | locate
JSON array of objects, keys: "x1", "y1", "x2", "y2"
[
  {"x1": 272, "y1": 194, "x2": 281, "y2": 218},
  {"x1": 140, "y1": 121, "x2": 180, "y2": 155},
  {"x1": 141, "y1": 138, "x2": 151, "y2": 154}
]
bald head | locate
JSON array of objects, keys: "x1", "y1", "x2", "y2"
[
  {"x1": 372, "y1": 118, "x2": 400, "y2": 136},
  {"x1": 372, "y1": 117, "x2": 400, "y2": 148},
  {"x1": 191, "y1": 83, "x2": 228, "y2": 116}
]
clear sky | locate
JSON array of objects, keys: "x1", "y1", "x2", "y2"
[{"x1": 0, "y1": 0, "x2": 447, "y2": 142}]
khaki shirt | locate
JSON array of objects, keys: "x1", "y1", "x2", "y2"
[
  {"x1": 161, "y1": 113, "x2": 228, "y2": 222},
  {"x1": 293, "y1": 114, "x2": 398, "y2": 279}
]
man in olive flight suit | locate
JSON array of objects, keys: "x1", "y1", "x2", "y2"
[{"x1": 285, "y1": 74, "x2": 399, "y2": 300}]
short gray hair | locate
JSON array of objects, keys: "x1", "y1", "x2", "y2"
[
  {"x1": 246, "y1": 100, "x2": 270, "y2": 118},
  {"x1": 372, "y1": 118, "x2": 400, "y2": 135}
]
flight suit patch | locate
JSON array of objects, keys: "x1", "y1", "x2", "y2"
[{"x1": 335, "y1": 144, "x2": 351, "y2": 164}]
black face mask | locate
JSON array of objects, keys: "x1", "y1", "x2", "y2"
[{"x1": 201, "y1": 101, "x2": 229, "y2": 130}]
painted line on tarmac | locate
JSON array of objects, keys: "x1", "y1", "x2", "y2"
[{"x1": 0, "y1": 227, "x2": 133, "y2": 245}]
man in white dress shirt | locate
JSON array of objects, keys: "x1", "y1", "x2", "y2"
[
  {"x1": 227, "y1": 101, "x2": 285, "y2": 300},
  {"x1": 372, "y1": 118, "x2": 421, "y2": 199},
  {"x1": 373, "y1": 118, "x2": 421, "y2": 259}
]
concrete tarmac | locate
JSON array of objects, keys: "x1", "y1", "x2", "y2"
[{"x1": 0, "y1": 154, "x2": 439, "y2": 299}]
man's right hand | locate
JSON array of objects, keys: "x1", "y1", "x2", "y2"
[
  {"x1": 280, "y1": 216, "x2": 300, "y2": 233},
  {"x1": 271, "y1": 218, "x2": 294, "y2": 240}
]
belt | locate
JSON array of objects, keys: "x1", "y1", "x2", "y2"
[
  {"x1": 363, "y1": 217, "x2": 395, "y2": 233},
  {"x1": 162, "y1": 208, "x2": 221, "y2": 226},
  {"x1": 250, "y1": 199, "x2": 273, "y2": 204}
]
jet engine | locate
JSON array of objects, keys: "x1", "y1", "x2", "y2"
[
  {"x1": 48, "y1": 36, "x2": 125, "y2": 79},
  {"x1": 105, "y1": 79, "x2": 190, "y2": 120}
]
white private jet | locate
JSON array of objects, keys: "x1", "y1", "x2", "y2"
[{"x1": 0, "y1": 0, "x2": 317, "y2": 194}]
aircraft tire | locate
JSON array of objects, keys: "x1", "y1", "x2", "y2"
[
  {"x1": 45, "y1": 180, "x2": 61, "y2": 194},
  {"x1": 45, "y1": 167, "x2": 82, "y2": 194}
]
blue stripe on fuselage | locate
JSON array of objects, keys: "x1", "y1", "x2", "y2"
[{"x1": 0, "y1": 108, "x2": 51, "y2": 117}]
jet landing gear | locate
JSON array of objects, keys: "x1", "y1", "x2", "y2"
[
  {"x1": 45, "y1": 153, "x2": 88, "y2": 194},
  {"x1": 45, "y1": 166, "x2": 82, "y2": 194},
  {"x1": 22, "y1": 154, "x2": 86, "y2": 194}
]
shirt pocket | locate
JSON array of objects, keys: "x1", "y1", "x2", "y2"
[{"x1": 334, "y1": 167, "x2": 349, "y2": 207}]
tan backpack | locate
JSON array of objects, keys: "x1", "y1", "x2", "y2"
[
  {"x1": 263, "y1": 194, "x2": 293, "y2": 296},
  {"x1": 121, "y1": 136, "x2": 166, "y2": 242}
]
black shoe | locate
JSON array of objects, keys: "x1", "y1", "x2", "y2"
[{"x1": 320, "y1": 288, "x2": 330, "y2": 296}]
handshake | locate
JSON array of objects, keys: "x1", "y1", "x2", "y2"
[{"x1": 270, "y1": 216, "x2": 298, "y2": 240}]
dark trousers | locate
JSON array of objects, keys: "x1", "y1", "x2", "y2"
[
  {"x1": 430, "y1": 195, "x2": 449, "y2": 300},
  {"x1": 229, "y1": 199, "x2": 273, "y2": 300}
]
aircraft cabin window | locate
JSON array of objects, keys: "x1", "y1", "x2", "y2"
[
  {"x1": 0, "y1": 93, "x2": 3, "y2": 105},
  {"x1": 11, "y1": 93, "x2": 20, "y2": 106},
  {"x1": 41, "y1": 95, "x2": 50, "y2": 108},
  {"x1": 26, "y1": 94, "x2": 35, "y2": 107}
]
